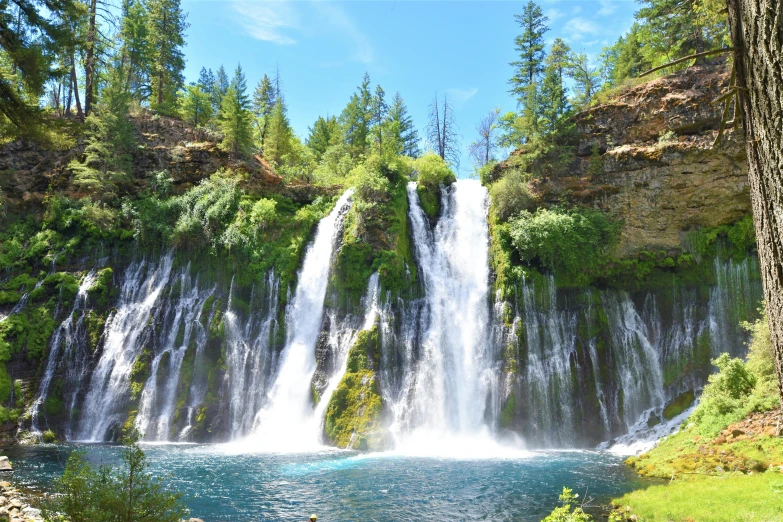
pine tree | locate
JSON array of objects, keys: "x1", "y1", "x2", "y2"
[
  {"x1": 118, "y1": 0, "x2": 151, "y2": 101},
  {"x1": 538, "y1": 39, "x2": 571, "y2": 131},
  {"x1": 567, "y1": 53, "x2": 600, "y2": 108},
  {"x1": 509, "y1": 1, "x2": 549, "y2": 106},
  {"x1": 212, "y1": 65, "x2": 229, "y2": 114},
  {"x1": 253, "y1": 74, "x2": 276, "y2": 150},
  {"x1": 369, "y1": 84, "x2": 388, "y2": 155},
  {"x1": 197, "y1": 67, "x2": 215, "y2": 92},
  {"x1": 218, "y1": 65, "x2": 252, "y2": 157},
  {"x1": 387, "y1": 92, "x2": 420, "y2": 158},
  {"x1": 147, "y1": 0, "x2": 188, "y2": 115},
  {"x1": 264, "y1": 97, "x2": 294, "y2": 165},
  {"x1": 339, "y1": 72, "x2": 372, "y2": 158},
  {"x1": 307, "y1": 115, "x2": 340, "y2": 159},
  {"x1": 68, "y1": 67, "x2": 136, "y2": 204},
  {"x1": 178, "y1": 84, "x2": 212, "y2": 127}
]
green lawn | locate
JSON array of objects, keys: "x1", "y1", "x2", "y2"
[{"x1": 613, "y1": 472, "x2": 783, "y2": 522}]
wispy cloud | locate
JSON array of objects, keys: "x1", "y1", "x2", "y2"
[
  {"x1": 545, "y1": 8, "x2": 564, "y2": 22},
  {"x1": 311, "y1": 0, "x2": 374, "y2": 64},
  {"x1": 564, "y1": 17, "x2": 600, "y2": 39},
  {"x1": 445, "y1": 87, "x2": 478, "y2": 109},
  {"x1": 230, "y1": 1, "x2": 298, "y2": 45},
  {"x1": 597, "y1": 0, "x2": 617, "y2": 16}
]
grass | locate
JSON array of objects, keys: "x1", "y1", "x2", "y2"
[{"x1": 613, "y1": 471, "x2": 783, "y2": 522}]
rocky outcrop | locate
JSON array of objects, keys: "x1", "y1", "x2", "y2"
[
  {"x1": 503, "y1": 64, "x2": 751, "y2": 257},
  {"x1": 0, "y1": 111, "x2": 339, "y2": 211},
  {"x1": 0, "y1": 481, "x2": 43, "y2": 522}
]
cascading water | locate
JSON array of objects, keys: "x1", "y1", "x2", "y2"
[
  {"x1": 390, "y1": 180, "x2": 498, "y2": 450},
  {"x1": 30, "y1": 270, "x2": 98, "y2": 435},
  {"x1": 76, "y1": 253, "x2": 175, "y2": 441},
  {"x1": 248, "y1": 190, "x2": 353, "y2": 451}
]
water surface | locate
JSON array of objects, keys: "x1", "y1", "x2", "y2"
[{"x1": 4, "y1": 444, "x2": 653, "y2": 521}]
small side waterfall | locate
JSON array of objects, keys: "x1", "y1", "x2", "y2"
[
  {"x1": 249, "y1": 190, "x2": 353, "y2": 451},
  {"x1": 76, "y1": 253, "x2": 175, "y2": 441},
  {"x1": 389, "y1": 180, "x2": 497, "y2": 448},
  {"x1": 30, "y1": 270, "x2": 98, "y2": 435}
]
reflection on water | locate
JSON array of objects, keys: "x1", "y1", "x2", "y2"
[{"x1": 4, "y1": 444, "x2": 652, "y2": 521}]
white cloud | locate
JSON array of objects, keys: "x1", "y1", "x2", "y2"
[
  {"x1": 444, "y1": 87, "x2": 479, "y2": 108},
  {"x1": 230, "y1": 1, "x2": 298, "y2": 45},
  {"x1": 564, "y1": 17, "x2": 600, "y2": 39},
  {"x1": 597, "y1": 0, "x2": 617, "y2": 16},
  {"x1": 311, "y1": 0, "x2": 374, "y2": 64},
  {"x1": 545, "y1": 8, "x2": 564, "y2": 21}
]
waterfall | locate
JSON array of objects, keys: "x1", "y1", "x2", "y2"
[
  {"x1": 76, "y1": 253, "x2": 175, "y2": 441},
  {"x1": 390, "y1": 180, "x2": 496, "y2": 448},
  {"x1": 134, "y1": 264, "x2": 215, "y2": 441},
  {"x1": 30, "y1": 270, "x2": 98, "y2": 435},
  {"x1": 224, "y1": 273, "x2": 281, "y2": 439},
  {"x1": 248, "y1": 189, "x2": 353, "y2": 451}
]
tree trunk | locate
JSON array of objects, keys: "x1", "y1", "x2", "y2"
[
  {"x1": 70, "y1": 54, "x2": 83, "y2": 120},
  {"x1": 728, "y1": 0, "x2": 783, "y2": 402},
  {"x1": 157, "y1": 12, "x2": 167, "y2": 107},
  {"x1": 84, "y1": 0, "x2": 97, "y2": 116}
]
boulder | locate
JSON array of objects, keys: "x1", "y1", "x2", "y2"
[{"x1": 0, "y1": 458, "x2": 11, "y2": 472}]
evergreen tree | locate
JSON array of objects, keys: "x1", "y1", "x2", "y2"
[
  {"x1": 509, "y1": 1, "x2": 549, "y2": 106},
  {"x1": 197, "y1": 67, "x2": 215, "y2": 92},
  {"x1": 212, "y1": 65, "x2": 229, "y2": 114},
  {"x1": 68, "y1": 67, "x2": 136, "y2": 204},
  {"x1": 538, "y1": 39, "x2": 571, "y2": 131},
  {"x1": 369, "y1": 84, "x2": 388, "y2": 155},
  {"x1": 387, "y1": 92, "x2": 420, "y2": 158},
  {"x1": 568, "y1": 53, "x2": 600, "y2": 108},
  {"x1": 264, "y1": 97, "x2": 294, "y2": 165},
  {"x1": 118, "y1": 0, "x2": 152, "y2": 101},
  {"x1": 339, "y1": 72, "x2": 372, "y2": 158},
  {"x1": 253, "y1": 74, "x2": 276, "y2": 150},
  {"x1": 307, "y1": 115, "x2": 340, "y2": 159},
  {"x1": 218, "y1": 65, "x2": 252, "y2": 157},
  {"x1": 609, "y1": 24, "x2": 651, "y2": 83},
  {"x1": 178, "y1": 84, "x2": 212, "y2": 127},
  {"x1": 147, "y1": 0, "x2": 188, "y2": 115}
]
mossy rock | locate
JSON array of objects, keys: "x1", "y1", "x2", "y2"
[
  {"x1": 323, "y1": 370, "x2": 385, "y2": 450},
  {"x1": 662, "y1": 389, "x2": 695, "y2": 420}
]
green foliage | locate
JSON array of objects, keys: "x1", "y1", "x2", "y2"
[
  {"x1": 307, "y1": 115, "x2": 341, "y2": 159},
  {"x1": 173, "y1": 172, "x2": 241, "y2": 247},
  {"x1": 508, "y1": 207, "x2": 619, "y2": 285},
  {"x1": 218, "y1": 77, "x2": 253, "y2": 157},
  {"x1": 489, "y1": 171, "x2": 536, "y2": 221},
  {"x1": 687, "y1": 309, "x2": 777, "y2": 437},
  {"x1": 69, "y1": 67, "x2": 136, "y2": 205},
  {"x1": 147, "y1": 0, "x2": 188, "y2": 115},
  {"x1": 689, "y1": 215, "x2": 756, "y2": 260},
  {"x1": 178, "y1": 84, "x2": 212, "y2": 127},
  {"x1": 413, "y1": 153, "x2": 456, "y2": 218},
  {"x1": 542, "y1": 487, "x2": 593, "y2": 522},
  {"x1": 43, "y1": 433, "x2": 188, "y2": 522},
  {"x1": 509, "y1": 1, "x2": 549, "y2": 108},
  {"x1": 339, "y1": 73, "x2": 373, "y2": 159}
]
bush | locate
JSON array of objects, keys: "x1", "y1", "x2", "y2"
[
  {"x1": 542, "y1": 487, "x2": 593, "y2": 522},
  {"x1": 489, "y1": 171, "x2": 536, "y2": 221},
  {"x1": 414, "y1": 153, "x2": 456, "y2": 190},
  {"x1": 353, "y1": 164, "x2": 391, "y2": 206},
  {"x1": 173, "y1": 172, "x2": 241, "y2": 247},
  {"x1": 43, "y1": 431, "x2": 187, "y2": 522},
  {"x1": 508, "y1": 207, "x2": 618, "y2": 284}
]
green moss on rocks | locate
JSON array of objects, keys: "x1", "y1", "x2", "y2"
[
  {"x1": 130, "y1": 349, "x2": 152, "y2": 402},
  {"x1": 499, "y1": 393, "x2": 517, "y2": 429},
  {"x1": 324, "y1": 325, "x2": 387, "y2": 450},
  {"x1": 663, "y1": 389, "x2": 695, "y2": 420},
  {"x1": 87, "y1": 268, "x2": 114, "y2": 309}
]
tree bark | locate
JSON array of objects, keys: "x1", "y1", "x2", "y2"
[
  {"x1": 84, "y1": 0, "x2": 97, "y2": 116},
  {"x1": 70, "y1": 54, "x2": 83, "y2": 120},
  {"x1": 728, "y1": 0, "x2": 783, "y2": 402}
]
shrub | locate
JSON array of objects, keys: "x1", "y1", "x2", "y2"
[
  {"x1": 173, "y1": 172, "x2": 241, "y2": 247},
  {"x1": 42, "y1": 431, "x2": 187, "y2": 522},
  {"x1": 353, "y1": 164, "x2": 391, "y2": 206},
  {"x1": 542, "y1": 487, "x2": 593, "y2": 522},
  {"x1": 489, "y1": 171, "x2": 536, "y2": 221},
  {"x1": 508, "y1": 207, "x2": 619, "y2": 284},
  {"x1": 414, "y1": 153, "x2": 456, "y2": 190}
]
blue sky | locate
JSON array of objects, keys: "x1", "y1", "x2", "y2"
[{"x1": 182, "y1": 0, "x2": 638, "y2": 175}]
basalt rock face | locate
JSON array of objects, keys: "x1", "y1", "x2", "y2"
[
  {"x1": 0, "y1": 112, "x2": 339, "y2": 211},
  {"x1": 510, "y1": 64, "x2": 751, "y2": 257}
]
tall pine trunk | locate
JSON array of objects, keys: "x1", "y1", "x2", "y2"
[
  {"x1": 84, "y1": 0, "x2": 97, "y2": 116},
  {"x1": 728, "y1": 0, "x2": 783, "y2": 403},
  {"x1": 70, "y1": 53, "x2": 83, "y2": 120}
]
